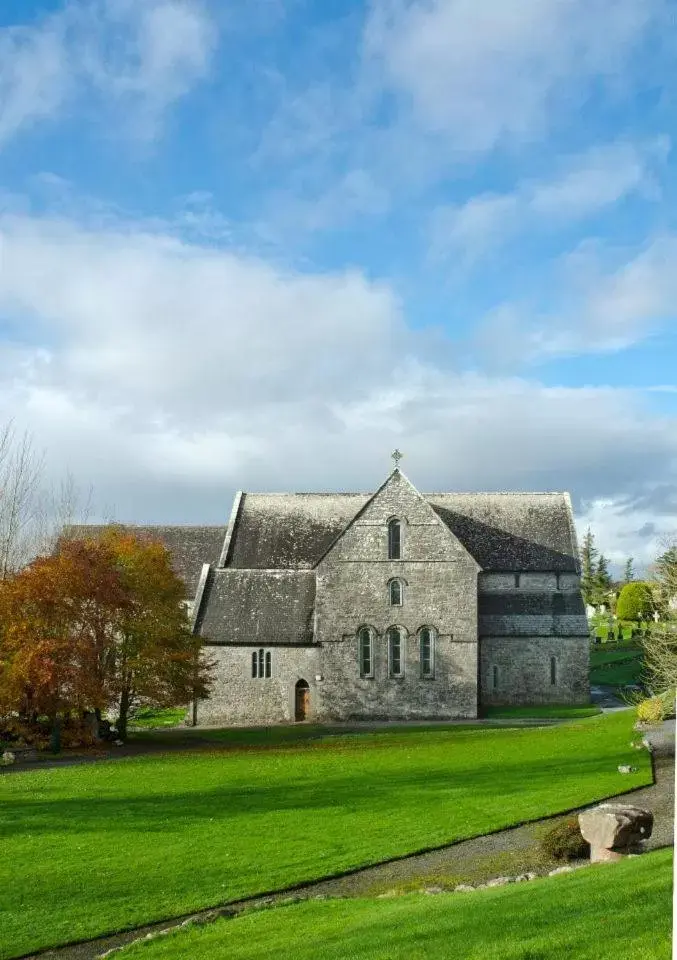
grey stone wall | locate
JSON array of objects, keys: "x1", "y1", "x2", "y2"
[
  {"x1": 196, "y1": 644, "x2": 321, "y2": 726},
  {"x1": 315, "y1": 471, "x2": 480, "y2": 719},
  {"x1": 192, "y1": 473, "x2": 591, "y2": 724},
  {"x1": 477, "y1": 565, "x2": 590, "y2": 705},
  {"x1": 479, "y1": 572, "x2": 581, "y2": 592},
  {"x1": 479, "y1": 636, "x2": 590, "y2": 706}
]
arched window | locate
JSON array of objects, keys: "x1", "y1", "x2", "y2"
[
  {"x1": 550, "y1": 657, "x2": 557, "y2": 686},
  {"x1": 419, "y1": 627, "x2": 435, "y2": 678},
  {"x1": 387, "y1": 626, "x2": 404, "y2": 677},
  {"x1": 358, "y1": 627, "x2": 373, "y2": 679},
  {"x1": 252, "y1": 649, "x2": 271, "y2": 679},
  {"x1": 388, "y1": 518, "x2": 401, "y2": 560},
  {"x1": 389, "y1": 578, "x2": 403, "y2": 606}
]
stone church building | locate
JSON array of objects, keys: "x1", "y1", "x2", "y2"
[{"x1": 85, "y1": 467, "x2": 590, "y2": 725}]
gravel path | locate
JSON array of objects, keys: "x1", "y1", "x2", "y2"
[{"x1": 20, "y1": 718, "x2": 673, "y2": 960}]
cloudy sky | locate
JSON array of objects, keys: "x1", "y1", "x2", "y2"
[{"x1": 1, "y1": 0, "x2": 677, "y2": 571}]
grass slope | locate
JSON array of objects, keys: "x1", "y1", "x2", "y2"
[
  {"x1": 0, "y1": 712, "x2": 650, "y2": 959},
  {"x1": 589, "y1": 646, "x2": 645, "y2": 688},
  {"x1": 121, "y1": 849, "x2": 673, "y2": 960},
  {"x1": 482, "y1": 705, "x2": 601, "y2": 719},
  {"x1": 128, "y1": 707, "x2": 188, "y2": 729}
]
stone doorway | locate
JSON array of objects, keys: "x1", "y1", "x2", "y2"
[{"x1": 295, "y1": 679, "x2": 310, "y2": 722}]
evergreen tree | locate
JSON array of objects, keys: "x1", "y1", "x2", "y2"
[
  {"x1": 623, "y1": 557, "x2": 634, "y2": 584},
  {"x1": 595, "y1": 554, "x2": 613, "y2": 603},
  {"x1": 579, "y1": 528, "x2": 598, "y2": 605}
]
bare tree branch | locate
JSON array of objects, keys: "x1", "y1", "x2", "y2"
[{"x1": 0, "y1": 424, "x2": 44, "y2": 579}]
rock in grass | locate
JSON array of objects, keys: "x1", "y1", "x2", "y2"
[
  {"x1": 578, "y1": 804, "x2": 653, "y2": 863},
  {"x1": 485, "y1": 877, "x2": 513, "y2": 887},
  {"x1": 548, "y1": 865, "x2": 574, "y2": 876},
  {"x1": 423, "y1": 886, "x2": 444, "y2": 894},
  {"x1": 454, "y1": 884, "x2": 475, "y2": 892},
  {"x1": 618, "y1": 765, "x2": 637, "y2": 774}
]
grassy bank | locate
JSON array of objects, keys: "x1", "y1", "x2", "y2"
[
  {"x1": 482, "y1": 705, "x2": 602, "y2": 719},
  {"x1": 120, "y1": 849, "x2": 673, "y2": 960},
  {"x1": 0, "y1": 711, "x2": 650, "y2": 959}
]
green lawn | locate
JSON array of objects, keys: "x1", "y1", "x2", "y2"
[
  {"x1": 589, "y1": 645, "x2": 645, "y2": 687},
  {"x1": 0, "y1": 712, "x2": 651, "y2": 959},
  {"x1": 128, "y1": 707, "x2": 189, "y2": 729},
  {"x1": 129, "y1": 721, "x2": 486, "y2": 749},
  {"x1": 120, "y1": 848, "x2": 673, "y2": 960},
  {"x1": 482, "y1": 705, "x2": 601, "y2": 719}
]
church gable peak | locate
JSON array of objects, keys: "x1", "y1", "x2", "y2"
[{"x1": 314, "y1": 467, "x2": 475, "y2": 568}]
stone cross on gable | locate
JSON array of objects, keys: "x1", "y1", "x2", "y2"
[{"x1": 391, "y1": 449, "x2": 403, "y2": 468}]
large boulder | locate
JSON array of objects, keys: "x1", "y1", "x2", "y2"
[{"x1": 578, "y1": 804, "x2": 653, "y2": 862}]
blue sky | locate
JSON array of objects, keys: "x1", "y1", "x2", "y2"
[{"x1": 1, "y1": 0, "x2": 677, "y2": 571}]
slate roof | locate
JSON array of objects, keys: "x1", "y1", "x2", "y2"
[
  {"x1": 224, "y1": 490, "x2": 579, "y2": 572},
  {"x1": 478, "y1": 592, "x2": 586, "y2": 616},
  {"x1": 196, "y1": 569, "x2": 316, "y2": 645},
  {"x1": 427, "y1": 493, "x2": 579, "y2": 572},
  {"x1": 66, "y1": 524, "x2": 225, "y2": 597},
  {"x1": 226, "y1": 493, "x2": 370, "y2": 569}
]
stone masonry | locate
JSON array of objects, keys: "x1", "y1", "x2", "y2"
[{"x1": 75, "y1": 468, "x2": 591, "y2": 725}]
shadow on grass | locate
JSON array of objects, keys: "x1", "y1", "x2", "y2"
[{"x1": 1, "y1": 745, "x2": 649, "y2": 842}]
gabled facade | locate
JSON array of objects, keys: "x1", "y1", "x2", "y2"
[{"x1": 185, "y1": 468, "x2": 590, "y2": 725}]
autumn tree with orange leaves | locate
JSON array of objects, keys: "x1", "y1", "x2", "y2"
[
  {"x1": 0, "y1": 527, "x2": 213, "y2": 747},
  {"x1": 96, "y1": 527, "x2": 212, "y2": 739}
]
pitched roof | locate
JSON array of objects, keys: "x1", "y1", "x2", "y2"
[
  {"x1": 196, "y1": 569, "x2": 316, "y2": 645},
  {"x1": 427, "y1": 494, "x2": 579, "y2": 572},
  {"x1": 478, "y1": 589, "x2": 588, "y2": 636},
  {"x1": 226, "y1": 493, "x2": 370, "y2": 569},
  {"x1": 66, "y1": 524, "x2": 225, "y2": 596},
  {"x1": 224, "y1": 489, "x2": 579, "y2": 572},
  {"x1": 479, "y1": 592, "x2": 586, "y2": 616}
]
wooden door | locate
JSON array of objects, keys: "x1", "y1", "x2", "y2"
[{"x1": 295, "y1": 682, "x2": 309, "y2": 721}]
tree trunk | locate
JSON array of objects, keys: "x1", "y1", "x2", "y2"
[
  {"x1": 117, "y1": 688, "x2": 130, "y2": 741},
  {"x1": 50, "y1": 713, "x2": 61, "y2": 754}
]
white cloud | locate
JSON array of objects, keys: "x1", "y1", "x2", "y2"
[
  {"x1": 474, "y1": 234, "x2": 677, "y2": 364},
  {"x1": 364, "y1": 0, "x2": 665, "y2": 152},
  {"x1": 430, "y1": 139, "x2": 667, "y2": 264},
  {"x1": 80, "y1": 0, "x2": 216, "y2": 139},
  {"x1": 262, "y1": 169, "x2": 391, "y2": 239},
  {"x1": 0, "y1": 0, "x2": 216, "y2": 147},
  {"x1": 1, "y1": 208, "x2": 677, "y2": 570},
  {"x1": 576, "y1": 497, "x2": 677, "y2": 575},
  {"x1": 429, "y1": 193, "x2": 518, "y2": 265},
  {"x1": 254, "y1": 0, "x2": 669, "y2": 239},
  {"x1": 0, "y1": 15, "x2": 70, "y2": 146}
]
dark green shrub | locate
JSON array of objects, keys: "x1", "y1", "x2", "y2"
[{"x1": 540, "y1": 818, "x2": 590, "y2": 862}]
